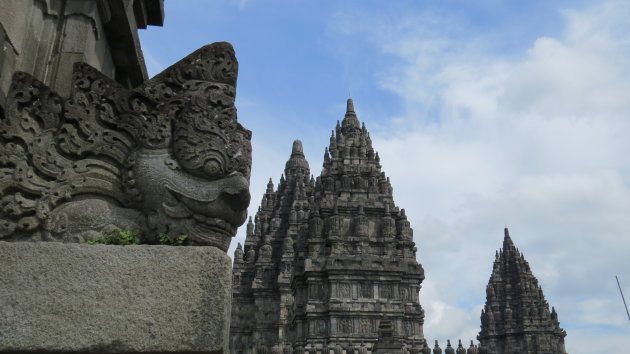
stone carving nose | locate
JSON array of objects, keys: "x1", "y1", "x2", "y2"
[{"x1": 223, "y1": 187, "x2": 251, "y2": 211}]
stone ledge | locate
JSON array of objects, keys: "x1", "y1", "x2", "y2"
[{"x1": 0, "y1": 242, "x2": 231, "y2": 353}]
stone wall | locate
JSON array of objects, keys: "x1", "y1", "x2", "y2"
[
  {"x1": 0, "y1": 242, "x2": 232, "y2": 353},
  {"x1": 0, "y1": 0, "x2": 163, "y2": 108}
]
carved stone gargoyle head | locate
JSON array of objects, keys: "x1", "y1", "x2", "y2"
[{"x1": 0, "y1": 42, "x2": 251, "y2": 251}]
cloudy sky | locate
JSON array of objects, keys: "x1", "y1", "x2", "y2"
[{"x1": 139, "y1": 1, "x2": 630, "y2": 352}]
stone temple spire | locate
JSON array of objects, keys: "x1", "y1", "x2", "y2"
[
  {"x1": 231, "y1": 99, "x2": 425, "y2": 352},
  {"x1": 290, "y1": 98, "x2": 424, "y2": 350},
  {"x1": 230, "y1": 140, "x2": 314, "y2": 351},
  {"x1": 341, "y1": 98, "x2": 361, "y2": 134},
  {"x1": 285, "y1": 139, "x2": 310, "y2": 181},
  {"x1": 478, "y1": 228, "x2": 567, "y2": 354}
]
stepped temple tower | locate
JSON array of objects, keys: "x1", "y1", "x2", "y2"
[
  {"x1": 231, "y1": 99, "x2": 425, "y2": 353},
  {"x1": 478, "y1": 229, "x2": 567, "y2": 354}
]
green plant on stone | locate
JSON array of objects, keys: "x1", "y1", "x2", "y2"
[
  {"x1": 158, "y1": 233, "x2": 189, "y2": 245},
  {"x1": 85, "y1": 228, "x2": 139, "y2": 245}
]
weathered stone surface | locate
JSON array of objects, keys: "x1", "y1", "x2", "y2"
[
  {"x1": 372, "y1": 319, "x2": 404, "y2": 354},
  {"x1": 0, "y1": 241, "x2": 232, "y2": 353},
  {"x1": 0, "y1": 0, "x2": 164, "y2": 104},
  {"x1": 0, "y1": 42, "x2": 251, "y2": 251}
]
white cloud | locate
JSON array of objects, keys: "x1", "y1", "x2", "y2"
[{"x1": 331, "y1": 1, "x2": 630, "y2": 352}]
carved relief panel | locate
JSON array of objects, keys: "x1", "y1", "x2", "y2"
[
  {"x1": 338, "y1": 318, "x2": 353, "y2": 334},
  {"x1": 400, "y1": 286, "x2": 410, "y2": 301},
  {"x1": 359, "y1": 318, "x2": 373, "y2": 334},
  {"x1": 360, "y1": 282, "x2": 373, "y2": 298},
  {"x1": 381, "y1": 217, "x2": 396, "y2": 238},
  {"x1": 404, "y1": 321, "x2": 415, "y2": 336},
  {"x1": 327, "y1": 213, "x2": 345, "y2": 237},
  {"x1": 379, "y1": 284, "x2": 393, "y2": 299},
  {"x1": 339, "y1": 282, "x2": 352, "y2": 298},
  {"x1": 354, "y1": 214, "x2": 369, "y2": 237}
]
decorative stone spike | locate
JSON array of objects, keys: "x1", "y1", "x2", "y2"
[
  {"x1": 445, "y1": 340, "x2": 454, "y2": 354},
  {"x1": 467, "y1": 341, "x2": 477, "y2": 354},
  {"x1": 456, "y1": 340, "x2": 465, "y2": 354},
  {"x1": 433, "y1": 340, "x2": 442, "y2": 354},
  {"x1": 267, "y1": 178, "x2": 274, "y2": 193}
]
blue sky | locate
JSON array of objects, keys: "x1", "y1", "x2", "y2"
[{"x1": 139, "y1": 1, "x2": 630, "y2": 352}]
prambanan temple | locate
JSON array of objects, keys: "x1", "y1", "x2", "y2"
[
  {"x1": 230, "y1": 100, "x2": 568, "y2": 354},
  {"x1": 0, "y1": 1, "x2": 569, "y2": 352}
]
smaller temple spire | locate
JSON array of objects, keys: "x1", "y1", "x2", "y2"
[
  {"x1": 266, "y1": 178, "x2": 274, "y2": 193},
  {"x1": 479, "y1": 228, "x2": 567, "y2": 354},
  {"x1": 284, "y1": 140, "x2": 310, "y2": 180}
]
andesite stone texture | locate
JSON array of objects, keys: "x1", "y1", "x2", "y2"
[
  {"x1": 230, "y1": 99, "x2": 425, "y2": 353},
  {"x1": 0, "y1": 241, "x2": 232, "y2": 353},
  {"x1": 372, "y1": 319, "x2": 404, "y2": 354},
  {"x1": 477, "y1": 229, "x2": 567, "y2": 354},
  {"x1": 0, "y1": 0, "x2": 164, "y2": 107},
  {"x1": 0, "y1": 2, "x2": 249, "y2": 353},
  {"x1": 0, "y1": 42, "x2": 251, "y2": 250}
]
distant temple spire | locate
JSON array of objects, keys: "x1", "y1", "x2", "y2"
[
  {"x1": 342, "y1": 98, "x2": 360, "y2": 131},
  {"x1": 478, "y1": 228, "x2": 567, "y2": 354},
  {"x1": 502, "y1": 227, "x2": 516, "y2": 252},
  {"x1": 347, "y1": 97, "x2": 355, "y2": 113},
  {"x1": 284, "y1": 139, "x2": 310, "y2": 180}
]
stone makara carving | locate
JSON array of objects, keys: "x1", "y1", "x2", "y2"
[{"x1": 0, "y1": 42, "x2": 251, "y2": 251}]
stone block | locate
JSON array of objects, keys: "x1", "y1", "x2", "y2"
[{"x1": 0, "y1": 241, "x2": 232, "y2": 353}]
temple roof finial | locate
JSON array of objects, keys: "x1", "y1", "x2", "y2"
[
  {"x1": 503, "y1": 227, "x2": 516, "y2": 251},
  {"x1": 266, "y1": 178, "x2": 274, "y2": 193},
  {"x1": 346, "y1": 98, "x2": 355, "y2": 113},
  {"x1": 292, "y1": 140, "x2": 304, "y2": 155},
  {"x1": 342, "y1": 98, "x2": 360, "y2": 131},
  {"x1": 285, "y1": 140, "x2": 309, "y2": 176}
]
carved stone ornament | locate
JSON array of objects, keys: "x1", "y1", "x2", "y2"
[{"x1": 0, "y1": 42, "x2": 252, "y2": 251}]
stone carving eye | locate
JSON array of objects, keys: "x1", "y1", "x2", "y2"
[{"x1": 171, "y1": 81, "x2": 250, "y2": 181}]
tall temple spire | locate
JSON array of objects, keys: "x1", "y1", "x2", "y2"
[
  {"x1": 478, "y1": 228, "x2": 567, "y2": 354},
  {"x1": 290, "y1": 98, "x2": 423, "y2": 349},
  {"x1": 231, "y1": 99, "x2": 425, "y2": 352}
]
